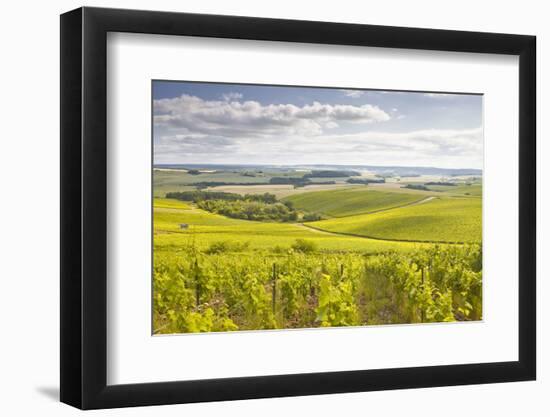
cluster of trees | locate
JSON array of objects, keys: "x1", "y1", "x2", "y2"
[
  {"x1": 269, "y1": 177, "x2": 337, "y2": 188},
  {"x1": 166, "y1": 190, "x2": 242, "y2": 201},
  {"x1": 269, "y1": 177, "x2": 310, "y2": 187},
  {"x1": 302, "y1": 212, "x2": 323, "y2": 222},
  {"x1": 167, "y1": 191, "x2": 325, "y2": 222},
  {"x1": 166, "y1": 191, "x2": 277, "y2": 203},
  {"x1": 346, "y1": 177, "x2": 385, "y2": 184},
  {"x1": 402, "y1": 184, "x2": 430, "y2": 191},
  {"x1": 188, "y1": 181, "x2": 263, "y2": 189},
  {"x1": 303, "y1": 170, "x2": 360, "y2": 178},
  {"x1": 425, "y1": 181, "x2": 457, "y2": 186},
  {"x1": 197, "y1": 199, "x2": 298, "y2": 222}
]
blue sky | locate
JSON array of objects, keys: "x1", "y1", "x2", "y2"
[{"x1": 153, "y1": 81, "x2": 483, "y2": 168}]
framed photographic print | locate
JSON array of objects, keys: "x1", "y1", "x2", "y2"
[{"x1": 60, "y1": 7, "x2": 536, "y2": 409}]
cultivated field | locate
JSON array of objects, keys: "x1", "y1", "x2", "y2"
[
  {"x1": 152, "y1": 166, "x2": 483, "y2": 333},
  {"x1": 283, "y1": 188, "x2": 426, "y2": 217},
  {"x1": 310, "y1": 197, "x2": 482, "y2": 243}
]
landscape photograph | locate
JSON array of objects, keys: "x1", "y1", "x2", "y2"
[{"x1": 152, "y1": 81, "x2": 483, "y2": 334}]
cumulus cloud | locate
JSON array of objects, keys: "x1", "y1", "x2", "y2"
[
  {"x1": 154, "y1": 94, "x2": 390, "y2": 138},
  {"x1": 153, "y1": 92, "x2": 482, "y2": 168}
]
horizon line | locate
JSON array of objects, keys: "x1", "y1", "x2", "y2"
[{"x1": 153, "y1": 162, "x2": 483, "y2": 171}]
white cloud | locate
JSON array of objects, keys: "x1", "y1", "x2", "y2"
[
  {"x1": 221, "y1": 92, "x2": 243, "y2": 101},
  {"x1": 153, "y1": 93, "x2": 482, "y2": 168},
  {"x1": 341, "y1": 89, "x2": 365, "y2": 98},
  {"x1": 423, "y1": 93, "x2": 454, "y2": 98},
  {"x1": 154, "y1": 124, "x2": 483, "y2": 169},
  {"x1": 324, "y1": 121, "x2": 339, "y2": 129},
  {"x1": 286, "y1": 128, "x2": 483, "y2": 159},
  {"x1": 154, "y1": 94, "x2": 390, "y2": 138}
]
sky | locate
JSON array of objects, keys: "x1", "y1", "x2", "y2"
[{"x1": 153, "y1": 81, "x2": 483, "y2": 169}]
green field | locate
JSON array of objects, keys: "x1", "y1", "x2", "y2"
[
  {"x1": 283, "y1": 187, "x2": 427, "y2": 218},
  {"x1": 310, "y1": 197, "x2": 481, "y2": 243},
  {"x1": 427, "y1": 183, "x2": 482, "y2": 196},
  {"x1": 153, "y1": 198, "x2": 190, "y2": 209}
]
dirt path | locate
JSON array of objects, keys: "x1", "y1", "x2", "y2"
[
  {"x1": 330, "y1": 195, "x2": 437, "y2": 220},
  {"x1": 298, "y1": 222, "x2": 463, "y2": 245},
  {"x1": 294, "y1": 223, "x2": 340, "y2": 236},
  {"x1": 406, "y1": 196, "x2": 436, "y2": 206}
]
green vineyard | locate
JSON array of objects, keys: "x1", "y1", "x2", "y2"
[
  {"x1": 153, "y1": 175, "x2": 483, "y2": 334},
  {"x1": 153, "y1": 244, "x2": 482, "y2": 333}
]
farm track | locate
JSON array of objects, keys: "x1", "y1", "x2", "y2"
[
  {"x1": 327, "y1": 195, "x2": 437, "y2": 219},
  {"x1": 300, "y1": 196, "x2": 470, "y2": 244},
  {"x1": 299, "y1": 223, "x2": 466, "y2": 245}
]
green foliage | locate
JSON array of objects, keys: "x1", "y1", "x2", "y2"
[
  {"x1": 291, "y1": 239, "x2": 318, "y2": 253},
  {"x1": 304, "y1": 170, "x2": 361, "y2": 178},
  {"x1": 166, "y1": 190, "x2": 243, "y2": 202},
  {"x1": 316, "y1": 274, "x2": 359, "y2": 327},
  {"x1": 197, "y1": 199, "x2": 298, "y2": 222},
  {"x1": 425, "y1": 181, "x2": 457, "y2": 186},
  {"x1": 153, "y1": 245, "x2": 482, "y2": 333},
  {"x1": 270, "y1": 176, "x2": 311, "y2": 186},
  {"x1": 346, "y1": 178, "x2": 384, "y2": 184},
  {"x1": 302, "y1": 212, "x2": 322, "y2": 222},
  {"x1": 244, "y1": 193, "x2": 278, "y2": 203},
  {"x1": 364, "y1": 245, "x2": 482, "y2": 323},
  {"x1": 402, "y1": 184, "x2": 430, "y2": 191},
  {"x1": 205, "y1": 240, "x2": 250, "y2": 254}
]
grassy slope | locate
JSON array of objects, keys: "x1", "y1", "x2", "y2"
[
  {"x1": 153, "y1": 198, "x2": 190, "y2": 209},
  {"x1": 283, "y1": 187, "x2": 426, "y2": 217},
  {"x1": 310, "y1": 197, "x2": 481, "y2": 243},
  {"x1": 153, "y1": 198, "x2": 424, "y2": 253}
]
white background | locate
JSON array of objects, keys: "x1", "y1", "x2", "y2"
[
  {"x1": 0, "y1": 0, "x2": 546, "y2": 415},
  {"x1": 108, "y1": 33, "x2": 518, "y2": 384}
]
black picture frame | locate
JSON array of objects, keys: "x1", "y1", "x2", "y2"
[{"x1": 60, "y1": 6, "x2": 536, "y2": 410}]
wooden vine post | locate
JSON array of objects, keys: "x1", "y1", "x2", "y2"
[
  {"x1": 272, "y1": 263, "x2": 277, "y2": 314},
  {"x1": 420, "y1": 267, "x2": 425, "y2": 323},
  {"x1": 194, "y1": 258, "x2": 201, "y2": 308}
]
